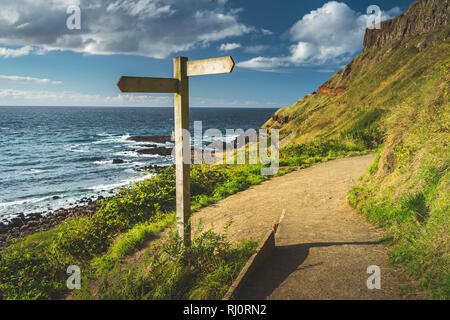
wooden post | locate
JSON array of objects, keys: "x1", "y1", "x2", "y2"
[
  {"x1": 117, "y1": 56, "x2": 234, "y2": 247},
  {"x1": 173, "y1": 56, "x2": 191, "y2": 247}
]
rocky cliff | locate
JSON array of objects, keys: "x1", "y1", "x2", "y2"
[
  {"x1": 263, "y1": 0, "x2": 449, "y2": 141},
  {"x1": 309, "y1": 0, "x2": 449, "y2": 98},
  {"x1": 262, "y1": 0, "x2": 450, "y2": 298},
  {"x1": 364, "y1": 0, "x2": 449, "y2": 50}
]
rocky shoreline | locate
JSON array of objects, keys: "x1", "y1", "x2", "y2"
[
  {"x1": 0, "y1": 197, "x2": 100, "y2": 248},
  {"x1": 0, "y1": 132, "x2": 249, "y2": 249},
  {"x1": 0, "y1": 162, "x2": 174, "y2": 249}
]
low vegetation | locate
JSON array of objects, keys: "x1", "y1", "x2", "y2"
[
  {"x1": 348, "y1": 59, "x2": 449, "y2": 299},
  {"x1": 82, "y1": 226, "x2": 257, "y2": 300},
  {"x1": 0, "y1": 164, "x2": 288, "y2": 300}
]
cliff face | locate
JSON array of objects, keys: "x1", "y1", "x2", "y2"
[
  {"x1": 263, "y1": 0, "x2": 449, "y2": 142},
  {"x1": 314, "y1": 85, "x2": 345, "y2": 96},
  {"x1": 364, "y1": 0, "x2": 449, "y2": 50},
  {"x1": 261, "y1": 0, "x2": 450, "y2": 298},
  {"x1": 307, "y1": 0, "x2": 449, "y2": 100}
]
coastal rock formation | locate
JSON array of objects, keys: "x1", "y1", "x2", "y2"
[
  {"x1": 137, "y1": 147, "x2": 173, "y2": 156},
  {"x1": 271, "y1": 114, "x2": 290, "y2": 125},
  {"x1": 126, "y1": 136, "x2": 172, "y2": 143},
  {"x1": 364, "y1": 0, "x2": 449, "y2": 50},
  {"x1": 313, "y1": 85, "x2": 346, "y2": 96},
  {"x1": 262, "y1": 0, "x2": 449, "y2": 141},
  {"x1": 206, "y1": 132, "x2": 260, "y2": 151},
  {"x1": 134, "y1": 164, "x2": 174, "y2": 173},
  {"x1": 296, "y1": 0, "x2": 449, "y2": 101},
  {"x1": 0, "y1": 200, "x2": 101, "y2": 248}
]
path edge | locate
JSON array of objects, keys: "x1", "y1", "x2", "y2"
[{"x1": 223, "y1": 223, "x2": 279, "y2": 300}]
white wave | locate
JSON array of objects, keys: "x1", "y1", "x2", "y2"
[
  {"x1": 114, "y1": 151, "x2": 138, "y2": 157},
  {"x1": 88, "y1": 173, "x2": 155, "y2": 192},
  {"x1": 22, "y1": 169, "x2": 48, "y2": 175},
  {"x1": 0, "y1": 196, "x2": 50, "y2": 208},
  {"x1": 89, "y1": 182, "x2": 129, "y2": 191},
  {"x1": 139, "y1": 153, "x2": 164, "y2": 158},
  {"x1": 93, "y1": 139, "x2": 112, "y2": 145},
  {"x1": 93, "y1": 134, "x2": 131, "y2": 145},
  {"x1": 93, "y1": 160, "x2": 112, "y2": 165},
  {"x1": 64, "y1": 144, "x2": 89, "y2": 153},
  {"x1": 119, "y1": 134, "x2": 131, "y2": 142},
  {"x1": 125, "y1": 172, "x2": 156, "y2": 183}
]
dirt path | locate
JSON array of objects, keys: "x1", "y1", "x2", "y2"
[{"x1": 192, "y1": 154, "x2": 425, "y2": 300}]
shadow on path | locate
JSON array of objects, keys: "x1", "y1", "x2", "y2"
[{"x1": 236, "y1": 241, "x2": 380, "y2": 300}]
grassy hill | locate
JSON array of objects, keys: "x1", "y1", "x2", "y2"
[{"x1": 264, "y1": 0, "x2": 449, "y2": 298}]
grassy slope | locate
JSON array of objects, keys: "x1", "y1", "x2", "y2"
[{"x1": 265, "y1": 24, "x2": 449, "y2": 298}]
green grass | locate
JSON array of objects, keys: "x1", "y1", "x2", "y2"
[
  {"x1": 278, "y1": 139, "x2": 371, "y2": 167},
  {"x1": 346, "y1": 58, "x2": 449, "y2": 298},
  {"x1": 90, "y1": 214, "x2": 177, "y2": 276},
  {"x1": 348, "y1": 163, "x2": 449, "y2": 299},
  {"x1": 0, "y1": 164, "x2": 289, "y2": 300},
  {"x1": 87, "y1": 226, "x2": 257, "y2": 300},
  {"x1": 265, "y1": 24, "x2": 450, "y2": 299}
]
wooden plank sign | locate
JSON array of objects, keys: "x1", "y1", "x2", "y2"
[
  {"x1": 117, "y1": 76, "x2": 178, "y2": 93},
  {"x1": 187, "y1": 56, "x2": 235, "y2": 77},
  {"x1": 116, "y1": 56, "x2": 234, "y2": 247}
]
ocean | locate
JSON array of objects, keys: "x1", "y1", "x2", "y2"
[{"x1": 0, "y1": 106, "x2": 277, "y2": 222}]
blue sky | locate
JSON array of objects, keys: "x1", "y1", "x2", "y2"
[{"x1": 0, "y1": 0, "x2": 414, "y2": 108}]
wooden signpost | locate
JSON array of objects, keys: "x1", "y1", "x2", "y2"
[{"x1": 117, "y1": 56, "x2": 235, "y2": 246}]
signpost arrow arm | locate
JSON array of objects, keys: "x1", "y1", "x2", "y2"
[
  {"x1": 186, "y1": 56, "x2": 235, "y2": 77},
  {"x1": 117, "y1": 76, "x2": 178, "y2": 93},
  {"x1": 173, "y1": 56, "x2": 191, "y2": 247}
]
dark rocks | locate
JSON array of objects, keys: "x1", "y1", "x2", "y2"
[
  {"x1": 126, "y1": 136, "x2": 172, "y2": 143},
  {"x1": 0, "y1": 199, "x2": 103, "y2": 248},
  {"x1": 134, "y1": 164, "x2": 174, "y2": 173},
  {"x1": 271, "y1": 114, "x2": 290, "y2": 125},
  {"x1": 206, "y1": 132, "x2": 261, "y2": 152},
  {"x1": 112, "y1": 159, "x2": 125, "y2": 164},
  {"x1": 137, "y1": 144, "x2": 157, "y2": 148},
  {"x1": 52, "y1": 196, "x2": 60, "y2": 200},
  {"x1": 137, "y1": 147, "x2": 173, "y2": 156}
]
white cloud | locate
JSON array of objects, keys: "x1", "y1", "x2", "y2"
[
  {"x1": 0, "y1": 88, "x2": 172, "y2": 107},
  {"x1": 238, "y1": 1, "x2": 402, "y2": 71},
  {"x1": 261, "y1": 29, "x2": 273, "y2": 36},
  {"x1": 0, "y1": 0, "x2": 255, "y2": 59},
  {"x1": 219, "y1": 42, "x2": 241, "y2": 51},
  {"x1": 0, "y1": 88, "x2": 276, "y2": 108},
  {"x1": 0, "y1": 74, "x2": 62, "y2": 84},
  {"x1": 237, "y1": 56, "x2": 289, "y2": 72},
  {"x1": 0, "y1": 46, "x2": 34, "y2": 58},
  {"x1": 243, "y1": 45, "x2": 269, "y2": 54}
]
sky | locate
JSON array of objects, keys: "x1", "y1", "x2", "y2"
[{"x1": 0, "y1": 0, "x2": 415, "y2": 108}]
